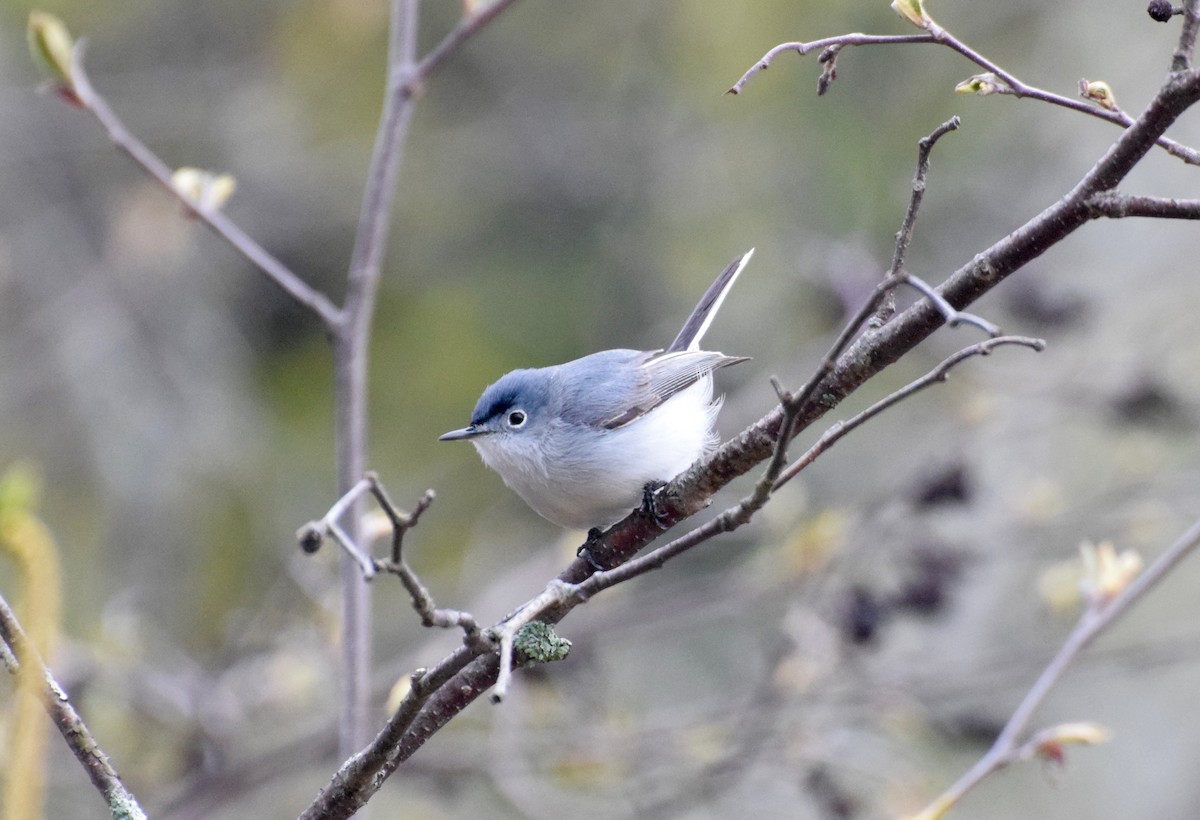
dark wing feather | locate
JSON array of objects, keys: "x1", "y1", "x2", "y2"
[
  {"x1": 599, "y1": 349, "x2": 748, "y2": 430},
  {"x1": 667, "y1": 249, "x2": 753, "y2": 352}
]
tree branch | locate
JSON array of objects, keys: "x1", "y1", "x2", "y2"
[
  {"x1": 773, "y1": 336, "x2": 1044, "y2": 489},
  {"x1": 729, "y1": 24, "x2": 1200, "y2": 165},
  {"x1": 1173, "y1": 0, "x2": 1200, "y2": 70},
  {"x1": 66, "y1": 45, "x2": 342, "y2": 330},
  {"x1": 329, "y1": 0, "x2": 422, "y2": 759},
  {"x1": 402, "y1": 0, "x2": 523, "y2": 101},
  {"x1": 1085, "y1": 191, "x2": 1200, "y2": 219},
  {"x1": 328, "y1": 0, "x2": 523, "y2": 761},
  {"x1": 916, "y1": 516, "x2": 1200, "y2": 817},
  {"x1": 874, "y1": 115, "x2": 961, "y2": 328},
  {"x1": 366, "y1": 64, "x2": 1200, "y2": 789},
  {"x1": 0, "y1": 593, "x2": 147, "y2": 820}
]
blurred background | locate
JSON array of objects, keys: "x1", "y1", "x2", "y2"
[{"x1": 2, "y1": 0, "x2": 1200, "y2": 817}]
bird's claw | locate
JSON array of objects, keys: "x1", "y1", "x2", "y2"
[
  {"x1": 577, "y1": 527, "x2": 607, "y2": 571},
  {"x1": 640, "y1": 480, "x2": 672, "y2": 530}
]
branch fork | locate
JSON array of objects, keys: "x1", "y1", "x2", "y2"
[{"x1": 298, "y1": 474, "x2": 489, "y2": 652}]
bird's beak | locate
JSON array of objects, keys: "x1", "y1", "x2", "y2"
[{"x1": 439, "y1": 425, "x2": 484, "y2": 441}]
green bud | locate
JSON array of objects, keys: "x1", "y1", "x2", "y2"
[
  {"x1": 1079, "y1": 79, "x2": 1118, "y2": 111},
  {"x1": 891, "y1": 0, "x2": 930, "y2": 28},
  {"x1": 955, "y1": 73, "x2": 1002, "y2": 96},
  {"x1": 27, "y1": 11, "x2": 74, "y2": 86}
]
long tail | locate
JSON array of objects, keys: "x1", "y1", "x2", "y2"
[{"x1": 667, "y1": 248, "x2": 754, "y2": 353}]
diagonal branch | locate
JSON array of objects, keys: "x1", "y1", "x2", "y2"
[
  {"x1": 916, "y1": 515, "x2": 1200, "y2": 817},
  {"x1": 402, "y1": 0, "x2": 523, "y2": 101},
  {"x1": 773, "y1": 336, "x2": 1043, "y2": 489},
  {"x1": 300, "y1": 59, "x2": 1200, "y2": 816},
  {"x1": 0, "y1": 593, "x2": 147, "y2": 820},
  {"x1": 566, "y1": 337, "x2": 1043, "y2": 597},
  {"x1": 67, "y1": 45, "x2": 342, "y2": 331}
]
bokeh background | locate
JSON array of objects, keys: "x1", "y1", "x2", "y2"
[{"x1": 2, "y1": 1, "x2": 1200, "y2": 818}]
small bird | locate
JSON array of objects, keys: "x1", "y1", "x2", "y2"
[{"x1": 440, "y1": 250, "x2": 753, "y2": 530}]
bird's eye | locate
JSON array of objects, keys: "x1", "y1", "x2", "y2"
[{"x1": 507, "y1": 409, "x2": 527, "y2": 428}]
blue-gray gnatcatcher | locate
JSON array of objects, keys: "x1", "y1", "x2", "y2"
[{"x1": 439, "y1": 249, "x2": 754, "y2": 530}]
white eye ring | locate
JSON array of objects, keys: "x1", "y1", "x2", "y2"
[{"x1": 507, "y1": 409, "x2": 527, "y2": 428}]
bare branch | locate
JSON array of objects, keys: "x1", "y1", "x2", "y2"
[
  {"x1": 573, "y1": 66, "x2": 1200, "y2": 577},
  {"x1": 297, "y1": 478, "x2": 378, "y2": 579},
  {"x1": 875, "y1": 115, "x2": 962, "y2": 328},
  {"x1": 367, "y1": 479, "x2": 435, "y2": 565},
  {"x1": 730, "y1": 26, "x2": 1200, "y2": 165},
  {"x1": 1173, "y1": 0, "x2": 1200, "y2": 70},
  {"x1": 917, "y1": 515, "x2": 1200, "y2": 816},
  {"x1": 890, "y1": 116, "x2": 962, "y2": 277},
  {"x1": 330, "y1": 0, "x2": 523, "y2": 759},
  {"x1": 297, "y1": 474, "x2": 488, "y2": 652},
  {"x1": 774, "y1": 336, "x2": 1045, "y2": 489},
  {"x1": 298, "y1": 646, "x2": 490, "y2": 820},
  {"x1": 582, "y1": 84, "x2": 1184, "y2": 575},
  {"x1": 65, "y1": 45, "x2": 342, "y2": 330},
  {"x1": 728, "y1": 33, "x2": 937, "y2": 94},
  {"x1": 331, "y1": 0, "x2": 422, "y2": 757},
  {"x1": 1086, "y1": 191, "x2": 1200, "y2": 219},
  {"x1": 0, "y1": 594, "x2": 147, "y2": 820},
  {"x1": 368, "y1": 480, "x2": 490, "y2": 651},
  {"x1": 402, "y1": 0, "x2": 523, "y2": 101},
  {"x1": 899, "y1": 273, "x2": 1002, "y2": 336},
  {"x1": 304, "y1": 13, "x2": 1200, "y2": 815}
]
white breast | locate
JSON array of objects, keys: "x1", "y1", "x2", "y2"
[{"x1": 472, "y1": 375, "x2": 721, "y2": 530}]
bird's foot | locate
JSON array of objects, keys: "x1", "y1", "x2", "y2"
[
  {"x1": 577, "y1": 527, "x2": 606, "y2": 571},
  {"x1": 640, "y1": 480, "x2": 672, "y2": 531}
]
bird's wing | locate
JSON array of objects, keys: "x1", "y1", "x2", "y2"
[{"x1": 597, "y1": 349, "x2": 748, "y2": 430}]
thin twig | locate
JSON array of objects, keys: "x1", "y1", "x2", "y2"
[
  {"x1": 729, "y1": 28, "x2": 1200, "y2": 165},
  {"x1": 774, "y1": 336, "x2": 1044, "y2": 489},
  {"x1": 297, "y1": 477, "x2": 378, "y2": 579},
  {"x1": 487, "y1": 581, "x2": 567, "y2": 702},
  {"x1": 365, "y1": 478, "x2": 435, "y2": 564},
  {"x1": 402, "y1": 0, "x2": 523, "y2": 100},
  {"x1": 367, "y1": 479, "x2": 490, "y2": 651},
  {"x1": 66, "y1": 45, "x2": 342, "y2": 330},
  {"x1": 297, "y1": 475, "x2": 488, "y2": 649},
  {"x1": 890, "y1": 117, "x2": 962, "y2": 278},
  {"x1": 728, "y1": 34, "x2": 937, "y2": 94},
  {"x1": 918, "y1": 515, "x2": 1200, "y2": 817},
  {"x1": 0, "y1": 594, "x2": 147, "y2": 820},
  {"x1": 874, "y1": 115, "x2": 961, "y2": 328},
  {"x1": 899, "y1": 273, "x2": 1002, "y2": 336}
]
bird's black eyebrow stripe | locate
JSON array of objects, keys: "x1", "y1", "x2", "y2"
[{"x1": 473, "y1": 391, "x2": 517, "y2": 426}]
